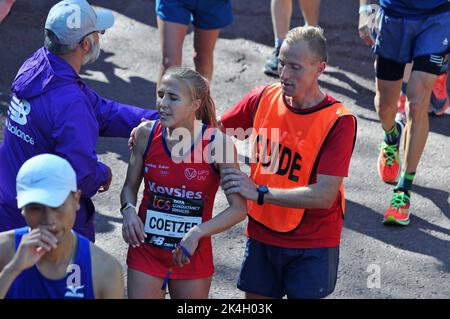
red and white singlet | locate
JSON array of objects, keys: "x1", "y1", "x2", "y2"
[{"x1": 127, "y1": 121, "x2": 220, "y2": 279}]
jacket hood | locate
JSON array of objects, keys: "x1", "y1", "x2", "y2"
[{"x1": 11, "y1": 47, "x2": 80, "y2": 99}]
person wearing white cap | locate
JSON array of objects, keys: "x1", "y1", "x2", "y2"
[
  {"x1": 0, "y1": 0, "x2": 159, "y2": 241},
  {"x1": 0, "y1": 154, "x2": 124, "y2": 299}
]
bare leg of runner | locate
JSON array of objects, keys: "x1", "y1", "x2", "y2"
[
  {"x1": 168, "y1": 277, "x2": 212, "y2": 299},
  {"x1": 375, "y1": 78, "x2": 403, "y2": 132},
  {"x1": 157, "y1": 17, "x2": 189, "y2": 89},
  {"x1": 127, "y1": 268, "x2": 166, "y2": 299},
  {"x1": 375, "y1": 78, "x2": 403, "y2": 184},
  {"x1": 193, "y1": 27, "x2": 221, "y2": 81},
  {"x1": 403, "y1": 71, "x2": 436, "y2": 173},
  {"x1": 271, "y1": 0, "x2": 293, "y2": 42},
  {"x1": 298, "y1": 0, "x2": 321, "y2": 26},
  {"x1": 264, "y1": 0, "x2": 293, "y2": 76}
]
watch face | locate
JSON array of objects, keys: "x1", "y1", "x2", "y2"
[{"x1": 258, "y1": 185, "x2": 269, "y2": 193}]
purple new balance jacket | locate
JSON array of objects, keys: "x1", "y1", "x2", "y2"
[{"x1": 0, "y1": 47, "x2": 158, "y2": 241}]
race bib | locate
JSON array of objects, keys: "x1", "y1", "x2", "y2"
[{"x1": 144, "y1": 192, "x2": 203, "y2": 250}]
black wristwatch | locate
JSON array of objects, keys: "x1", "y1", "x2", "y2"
[{"x1": 257, "y1": 185, "x2": 269, "y2": 205}]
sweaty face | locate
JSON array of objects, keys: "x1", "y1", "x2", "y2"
[
  {"x1": 22, "y1": 192, "x2": 80, "y2": 245},
  {"x1": 278, "y1": 41, "x2": 324, "y2": 100},
  {"x1": 157, "y1": 75, "x2": 198, "y2": 130}
]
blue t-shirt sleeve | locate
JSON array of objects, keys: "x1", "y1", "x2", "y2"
[
  {"x1": 52, "y1": 98, "x2": 108, "y2": 198},
  {"x1": 83, "y1": 86, "x2": 159, "y2": 137}
]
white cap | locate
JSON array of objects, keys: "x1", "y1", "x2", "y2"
[
  {"x1": 16, "y1": 154, "x2": 77, "y2": 209},
  {"x1": 45, "y1": 0, "x2": 114, "y2": 46}
]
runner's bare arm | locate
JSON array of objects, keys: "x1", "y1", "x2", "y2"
[
  {"x1": 121, "y1": 121, "x2": 154, "y2": 247},
  {"x1": 174, "y1": 133, "x2": 247, "y2": 266},
  {"x1": 0, "y1": 231, "x2": 17, "y2": 298},
  {"x1": 0, "y1": 229, "x2": 57, "y2": 298},
  {"x1": 222, "y1": 170, "x2": 343, "y2": 209},
  {"x1": 121, "y1": 121, "x2": 152, "y2": 205},
  {"x1": 0, "y1": 231, "x2": 15, "y2": 270},
  {"x1": 262, "y1": 174, "x2": 343, "y2": 209},
  {"x1": 91, "y1": 244, "x2": 124, "y2": 299},
  {"x1": 0, "y1": 263, "x2": 20, "y2": 299}
]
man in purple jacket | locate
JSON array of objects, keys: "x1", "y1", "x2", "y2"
[{"x1": 0, "y1": 0, "x2": 158, "y2": 241}]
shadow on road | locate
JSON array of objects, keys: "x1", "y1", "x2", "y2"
[
  {"x1": 91, "y1": 0, "x2": 157, "y2": 28},
  {"x1": 320, "y1": 70, "x2": 375, "y2": 111},
  {"x1": 80, "y1": 49, "x2": 157, "y2": 163},
  {"x1": 413, "y1": 184, "x2": 450, "y2": 221},
  {"x1": 81, "y1": 50, "x2": 157, "y2": 107},
  {"x1": 429, "y1": 114, "x2": 450, "y2": 138},
  {"x1": 94, "y1": 210, "x2": 122, "y2": 234},
  {"x1": 344, "y1": 200, "x2": 450, "y2": 272}
]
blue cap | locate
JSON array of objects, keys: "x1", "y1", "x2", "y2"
[
  {"x1": 16, "y1": 154, "x2": 78, "y2": 209},
  {"x1": 45, "y1": 0, "x2": 114, "y2": 46}
]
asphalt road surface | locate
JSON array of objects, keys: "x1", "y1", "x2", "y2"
[{"x1": 0, "y1": 0, "x2": 449, "y2": 299}]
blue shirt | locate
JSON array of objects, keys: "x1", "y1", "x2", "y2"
[
  {"x1": 5, "y1": 227, "x2": 95, "y2": 299},
  {"x1": 380, "y1": 0, "x2": 450, "y2": 18}
]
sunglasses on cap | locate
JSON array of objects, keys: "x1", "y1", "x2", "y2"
[{"x1": 79, "y1": 30, "x2": 105, "y2": 44}]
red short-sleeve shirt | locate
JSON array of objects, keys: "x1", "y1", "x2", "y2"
[{"x1": 220, "y1": 85, "x2": 356, "y2": 248}]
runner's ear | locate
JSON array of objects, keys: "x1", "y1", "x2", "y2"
[
  {"x1": 74, "y1": 190, "x2": 81, "y2": 211},
  {"x1": 194, "y1": 98, "x2": 202, "y2": 112},
  {"x1": 317, "y1": 61, "x2": 326, "y2": 76}
]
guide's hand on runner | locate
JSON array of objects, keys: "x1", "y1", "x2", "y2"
[
  {"x1": 358, "y1": 11, "x2": 376, "y2": 46},
  {"x1": 9, "y1": 227, "x2": 58, "y2": 273},
  {"x1": 221, "y1": 168, "x2": 258, "y2": 201},
  {"x1": 122, "y1": 207, "x2": 146, "y2": 248},
  {"x1": 128, "y1": 118, "x2": 149, "y2": 150},
  {"x1": 98, "y1": 165, "x2": 112, "y2": 193}
]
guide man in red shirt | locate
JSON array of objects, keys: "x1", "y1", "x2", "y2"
[{"x1": 219, "y1": 26, "x2": 357, "y2": 299}]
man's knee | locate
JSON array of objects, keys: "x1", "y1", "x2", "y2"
[
  {"x1": 193, "y1": 50, "x2": 213, "y2": 67},
  {"x1": 375, "y1": 88, "x2": 399, "y2": 113},
  {"x1": 406, "y1": 70, "x2": 439, "y2": 120},
  {"x1": 405, "y1": 94, "x2": 430, "y2": 121}
]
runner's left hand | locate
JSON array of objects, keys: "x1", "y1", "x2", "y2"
[{"x1": 172, "y1": 227, "x2": 201, "y2": 267}]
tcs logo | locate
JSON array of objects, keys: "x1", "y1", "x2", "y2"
[{"x1": 152, "y1": 198, "x2": 171, "y2": 211}]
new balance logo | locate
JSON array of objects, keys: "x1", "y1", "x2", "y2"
[
  {"x1": 8, "y1": 96, "x2": 31, "y2": 125},
  {"x1": 64, "y1": 285, "x2": 85, "y2": 298},
  {"x1": 443, "y1": 38, "x2": 448, "y2": 46}
]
